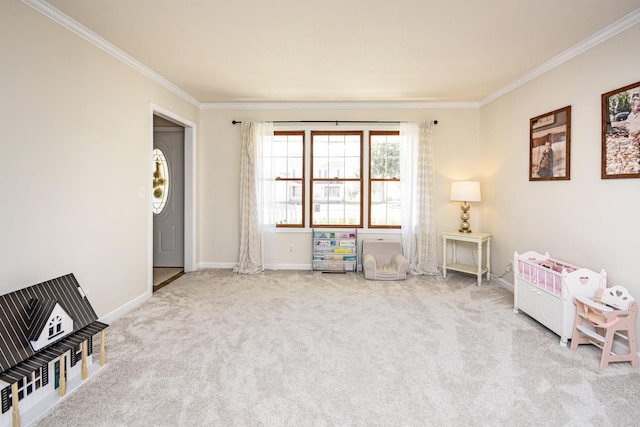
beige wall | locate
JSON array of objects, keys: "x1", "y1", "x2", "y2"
[
  {"x1": 198, "y1": 107, "x2": 481, "y2": 268},
  {"x1": 480, "y1": 23, "x2": 640, "y2": 338},
  {"x1": 0, "y1": 1, "x2": 199, "y2": 318}
]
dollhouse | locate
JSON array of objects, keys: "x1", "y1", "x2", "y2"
[{"x1": 0, "y1": 274, "x2": 107, "y2": 427}]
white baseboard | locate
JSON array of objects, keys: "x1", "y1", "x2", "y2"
[
  {"x1": 197, "y1": 262, "x2": 236, "y2": 269},
  {"x1": 99, "y1": 290, "x2": 151, "y2": 324},
  {"x1": 273, "y1": 264, "x2": 312, "y2": 270},
  {"x1": 196, "y1": 262, "x2": 313, "y2": 271},
  {"x1": 492, "y1": 276, "x2": 514, "y2": 293}
]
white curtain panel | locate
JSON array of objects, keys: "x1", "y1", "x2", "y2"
[
  {"x1": 234, "y1": 121, "x2": 276, "y2": 274},
  {"x1": 255, "y1": 121, "x2": 278, "y2": 270},
  {"x1": 400, "y1": 121, "x2": 439, "y2": 275}
]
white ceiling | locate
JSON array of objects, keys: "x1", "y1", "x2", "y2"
[{"x1": 36, "y1": 0, "x2": 640, "y2": 105}]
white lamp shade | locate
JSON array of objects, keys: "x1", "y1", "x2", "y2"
[{"x1": 450, "y1": 181, "x2": 481, "y2": 202}]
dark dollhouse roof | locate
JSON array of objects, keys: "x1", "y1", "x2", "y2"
[
  {"x1": 27, "y1": 298, "x2": 69, "y2": 342},
  {"x1": 0, "y1": 274, "x2": 107, "y2": 384}
]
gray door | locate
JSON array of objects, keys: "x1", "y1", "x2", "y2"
[{"x1": 153, "y1": 128, "x2": 184, "y2": 267}]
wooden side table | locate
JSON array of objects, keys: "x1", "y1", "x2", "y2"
[{"x1": 442, "y1": 231, "x2": 491, "y2": 286}]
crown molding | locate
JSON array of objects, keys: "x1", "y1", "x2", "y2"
[
  {"x1": 201, "y1": 101, "x2": 479, "y2": 110},
  {"x1": 25, "y1": 0, "x2": 473, "y2": 110},
  {"x1": 22, "y1": 1, "x2": 640, "y2": 111},
  {"x1": 22, "y1": 0, "x2": 201, "y2": 108},
  {"x1": 480, "y1": 7, "x2": 640, "y2": 106}
]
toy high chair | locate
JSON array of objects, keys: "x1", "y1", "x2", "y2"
[{"x1": 570, "y1": 285, "x2": 637, "y2": 368}]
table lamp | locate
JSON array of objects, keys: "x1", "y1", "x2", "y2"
[{"x1": 450, "y1": 181, "x2": 481, "y2": 233}]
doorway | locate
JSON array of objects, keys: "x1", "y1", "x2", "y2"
[
  {"x1": 150, "y1": 106, "x2": 196, "y2": 292},
  {"x1": 153, "y1": 121, "x2": 184, "y2": 290}
]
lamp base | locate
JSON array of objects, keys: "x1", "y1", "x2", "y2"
[{"x1": 459, "y1": 202, "x2": 472, "y2": 233}]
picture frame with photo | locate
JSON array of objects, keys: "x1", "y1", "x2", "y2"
[
  {"x1": 529, "y1": 106, "x2": 571, "y2": 181},
  {"x1": 601, "y1": 81, "x2": 640, "y2": 179}
]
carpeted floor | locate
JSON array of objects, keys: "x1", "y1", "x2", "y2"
[{"x1": 32, "y1": 270, "x2": 640, "y2": 426}]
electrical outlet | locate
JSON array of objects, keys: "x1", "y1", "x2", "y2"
[
  {"x1": 505, "y1": 262, "x2": 513, "y2": 273},
  {"x1": 288, "y1": 244, "x2": 294, "y2": 253}
]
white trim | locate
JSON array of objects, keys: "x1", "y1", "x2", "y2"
[
  {"x1": 492, "y1": 276, "x2": 514, "y2": 293},
  {"x1": 197, "y1": 262, "x2": 237, "y2": 270},
  {"x1": 147, "y1": 110, "x2": 155, "y2": 293},
  {"x1": 201, "y1": 101, "x2": 478, "y2": 110},
  {"x1": 150, "y1": 106, "x2": 196, "y2": 126},
  {"x1": 99, "y1": 290, "x2": 150, "y2": 324},
  {"x1": 480, "y1": 8, "x2": 640, "y2": 106},
  {"x1": 150, "y1": 104, "x2": 198, "y2": 283},
  {"x1": 196, "y1": 262, "x2": 313, "y2": 271},
  {"x1": 183, "y1": 126, "x2": 196, "y2": 273},
  {"x1": 21, "y1": 0, "x2": 201, "y2": 108},
  {"x1": 22, "y1": 1, "x2": 640, "y2": 109},
  {"x1": 274, "y1": 264, "x2": 313, "y2": 271}
]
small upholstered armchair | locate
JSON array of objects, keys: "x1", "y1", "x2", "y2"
[{"x1": 362, "y1": 240, "x2": 410, "y2": 280}]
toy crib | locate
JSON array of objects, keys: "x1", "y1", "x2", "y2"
[{"x1": 513, "y1": 251, "x2": 607, "y2": 346}]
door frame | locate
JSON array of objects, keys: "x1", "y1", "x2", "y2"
[{"x1": 148, "y1": 104, "x2": 196, "y2": 292}]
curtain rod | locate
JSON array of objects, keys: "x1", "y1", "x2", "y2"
[{"x1": 231, "y1": 120, "x2": 438, "y2": 125}]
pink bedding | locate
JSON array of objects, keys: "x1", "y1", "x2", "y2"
[{"x1": 517, "y1": 258, "x2": 576, "y2": 296}]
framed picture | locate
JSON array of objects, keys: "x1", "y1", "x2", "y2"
[
  {"x1": 529, "y1": 106, "x2": 571, "y2": 181},
  {"x1": 601, "y1": 81, "x2": 640, "y2": 179}
]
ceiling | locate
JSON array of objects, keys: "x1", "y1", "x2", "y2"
[{"x1": 39, "y1": 0, "x2": 640, "y2": 105}]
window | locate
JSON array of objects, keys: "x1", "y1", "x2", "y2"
[
  {"x1": 22, "y1": 369, "x2": 42, "y2": 396},
  {"x1": 273, "y1": 131, "x2": 304, "y2": 227},
  {"x1": 48, "y1": 315, "x2": 63, "y2": 339},
  {"x1": 69, "y1": 338, "x2": 93, "y2": 364},
  {"x1": 311, "y1": 131, "x2": 362, "y2": 227},
  {"x1": 269, "y1": 127, "x2": 404, "y2": 229},
  {"x1": 152, "y1": 148, "x2": 169, "y2": 215},
  {"x1": 2, "y1": 366, "x2": 47, "y2": 413},
  {"x1": 369, "y1": 131, "x2": 401, "y2": 228},
  {"x1": 16, "y1": 378, "x2": 23, "y2": 400},
  {"x1": 71, "y1": 342, "x2": 82, "y2": 367}
]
